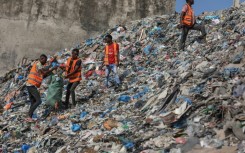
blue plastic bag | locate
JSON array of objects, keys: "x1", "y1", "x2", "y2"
[
  {"x1": 176, "y1": 96, "x2": 192, "y2": 105},
  {"x1": 133, "y1": 87, "x2": 150, "y2": 99},
  {"x1": 118, "y1": 95, "x2": 131, "y2": 102},
  {"x1": 144, "y1": 45, "x2": 152, "y2": 55},
  {"x1": 85, "y1": 39, "x2": 93, "y2": 46},
  {"x1": 100, "y1": 107, "x2": 116, "y2": 118},
  {"x1": 119, "y1": 137, "x2": 135, "y2": 149},
  {"x1": 51, "y1": 62, "x2": 60, "y2": 68},
  {"x1": 71, "y1": 124, "x2": 81, "y2": 132},
  {"x1": 125, "y1": 142, "x2": 134, "y2": 149},
  {"x1": 80, "y1": 112, "x2": 88, "y2": 119},
  {"x1": 17, "y1": 75, "x2": 23, "y2": 80},
  {"x1": 21, "y1": 144, "x2": 30, "y2": 153}
]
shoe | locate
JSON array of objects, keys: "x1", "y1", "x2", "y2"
[{"x1": 62, "y1": 102, "x2": 69, "y2": 110}]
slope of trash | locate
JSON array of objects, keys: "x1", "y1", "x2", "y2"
[{"x1": 0, "y1": 3, "x2": 245, "y2": 153}]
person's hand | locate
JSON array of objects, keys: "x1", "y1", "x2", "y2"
[
  {"x1": 52, "y1": 66, "x2": 58, "y2": 70},
  {"x1": 100, "y1": 63, "x2": 105, "y2": 69},
  {"x1": 64, "y1": 74, "x2": 69, "y2": 79},
  {"x1": 55, "y1": 102, "x2": 59, "y2": 110}
]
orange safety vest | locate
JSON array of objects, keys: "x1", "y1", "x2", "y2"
[
  {"x1": 27, "y1": 61, "x2": 43, "y2": 88},
  {"x1": 104, "y1": 43, "x2": 119, "y2": 65},
  {"x1": 66, "y1": 57, "x2": 82, "y2": 83},
  {"x1": 182, "y1": 4, "x2": 194, "y2": 27}
]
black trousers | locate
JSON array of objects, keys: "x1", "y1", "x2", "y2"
[
  {"x1": 65, "y1": 81, "x2": 79, "y2": 106},
  {"x1": 179, "y1": 23, "x2": 206, "y2": 51},
  {"x1": 26, "y1": 86, "x2": 42, "y2": 118}
]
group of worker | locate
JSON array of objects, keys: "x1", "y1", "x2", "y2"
[
  {"x1": 25, "y1": 34, "x2": 120, "y2": 122},
  {"x1": 25, "y1": 0, "x2": 206, "y2": 122}
]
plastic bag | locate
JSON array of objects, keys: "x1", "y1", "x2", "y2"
[{"x1": 46, "y1": 75, "x2": 63, "y2": 108}]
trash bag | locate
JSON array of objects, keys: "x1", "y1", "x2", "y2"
[
  {"x1": 118, "y1": 95, "x2": 131, "y2": 102},
  {"x1": 46, "y1": 75, "x2": 63, "y2": 108}
]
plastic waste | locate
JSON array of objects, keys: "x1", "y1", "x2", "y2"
[
  {"x1": 46, "y1": 74, "x2": 63, "y2": 108},
  {"x1": 119, "y1": 137, "x2": 134, "y2": 149},
  {"x1": 204, "y1": 16, "x2": 220, "y2": 20},
  {"x1": 200, "y1": 136, "x2": 224, "y2": 149},
  {"x1": 21, "y1": 144, "x2": 30, "y2": 153},
  {"x1": 85, "y1": 39, "x2": 93, "y2": 46},
  {"x1": 144, "y1": 45, "x2": 152, "y2": 55},
  {"x1": 233, "y1": 51, "x2": 244, "y2": 64},
  {"x1": 118, "y1": 95, "x2": 131, "y2": 102},
  {"x1": 71, "y1": 124, "x2": 81, "y2": 132},
  {"x1": 238, "y1": 141, "x2": 245, "y2": 153},
  {"x1": 0, "y1": 4, "x2": 245, "y2": 152},
  {"x1": 50, "y1": 116, "x2": 59, "y2": 126},
  {"x1": 233, "y1": 84, "x2": 245, "y2": 97},
  {"x1": 17, "y1": 75, "x2": 24, "y2": 80},
  {"x1": 80, "y1": 112, "x2": 88, "y2": 119},
  {"x1": 175, "y1": 137, "x2": 187, "y2": 144},
  {"x1": 4, "y1": 102, "x2": 14, "y2": 110}
]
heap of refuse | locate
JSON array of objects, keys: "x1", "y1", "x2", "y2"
[{"x1": 0, "y1": 3, "x2": 245, "y2": 153}]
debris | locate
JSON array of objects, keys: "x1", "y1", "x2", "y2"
[{"x1": 0, "y1": 3, "x2": 245, "y2": 152}]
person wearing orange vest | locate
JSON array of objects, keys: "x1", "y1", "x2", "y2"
[
  {"x1": 25, "y1": 54, "x2": 57, "y2": 122},
  {"x1": 179, "y1": 0, "x2": 207, "y2": 51},
  {"x1": 64, "y1": 49, "x2": 82, "y2": 109},
  {"x1": 103, "y1": 34, "x2": 121, "y2": 88}
]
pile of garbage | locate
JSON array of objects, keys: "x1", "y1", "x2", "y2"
[{"x1": 0, "y1": 3, "x2": 245, "y2": 153}]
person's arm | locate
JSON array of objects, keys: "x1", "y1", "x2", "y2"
[
  {"x1": 36, "y1": 62, "x2": 57, "y2": 76},
  {"x1": 66, "y1": 60, "x2": 81, "y2": 77},
  {"x1": 180, "y1": 12, "x2": 186, "y2": 26},
  {"x1": 101, "y1": 49, "x2": 105, "y2": 66},
  {"x1": 117, "y1": 44, "x2": 120, "y2": 66},
  {"x1": 39, "y1": 67, "x2": 57, "y2": 77},
  {"x1": 59, "y1": 64, "x2": 67, "y2": 71},
  {"x1": 179, "y1": 5, "x2": 187, "y2": 27}
]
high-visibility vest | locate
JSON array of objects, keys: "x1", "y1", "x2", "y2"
[
  {"x1": 66, "y1": 57, "x2": 82, "y2": 83},
  {"x1": 27, "y1": 61, "x2": 43, "y2": 88},
  {"x1": 182, "y1": 4, "x2": 194, "y2": 27},
  {"x1": 104, "y1": 43, "x2": 119, "y2": 65}
]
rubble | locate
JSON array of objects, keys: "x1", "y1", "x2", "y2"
[{"x1": 0, "y1": 3, "x2": 245, "y2": 153}]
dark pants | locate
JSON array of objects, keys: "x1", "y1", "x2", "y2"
[
  {"x1": 65, "y1": 81, "x2": 79, "y2": 106},
  {"x1": 26, "y1": 86, "x2": 42, "y2": 118},
  {"x1": 179, "y1": 23, "x2": 206, "y2": 51}
]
